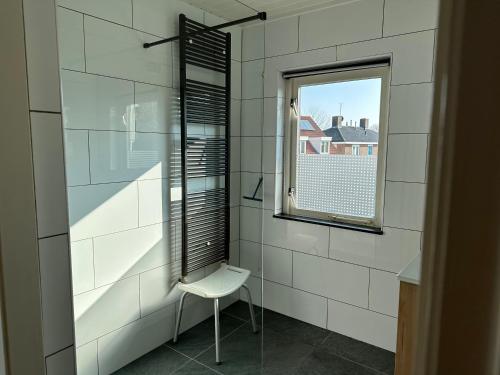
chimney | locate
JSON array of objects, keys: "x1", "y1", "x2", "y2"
[
  {"x1": 331, "y1": 116, "x2": 343, "y2": 128},
  {"x1": 360, "y1": 118, "x2": 369, "y2": 130}
]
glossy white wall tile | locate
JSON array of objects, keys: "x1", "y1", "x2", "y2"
[
  {"x1": 264, "y1": 46, "x2": 337, "y2": 98},
  {"x1": 139, "y1": 264, "x2": 180, "y2": 317},
  {"x1": 136, "y1": 84, "x2": 179, "y2": 134},
  {"x1": 76, "y1": 341, "x2": 98, "y2": 375},
  {"x1": 70, "y1": 239, "x2": 94, "y2": 295},
  {"x1": 263, "y1": 280, "x2": 327, "y2": 328},
  {"x1": 230, "y1": 172, "x2": 241, "y2": 207},
  {"x1": 230, "y1": 100, "x2": 241, "y2": 136},
  {"x1": 61, "y1": 70, "x2": 134, "y2": 131},
  {"x1": 242, "y1": 59, "x2": 264, "y2": 99},
  {"x1": 85, "y1": 17, "x2": 172, "y2": 86},
  {"x1": 299, "y1": 0, "x2": 383, "y2": 51},
  {"x1": 242, "y1": 25, "x2": 264, "y2": 62},
  {"x1": 384, "y1": 182, "x2": 426, "y2": 231},
  {"x1": 337, "y1": 30, "x2": 435, "y2": 85},
  {"x1": 386, "y1": 134, "x2": 428, "y2": 183},
  {"x1": 229, "y1": 240, "x2": 240, "y2": 267},
  {"x1": 240, "y1": 137, "x2": 262, "y2": 173},
  {"x1": 57, "y1": 0, "x2": 132, "y2": 27},
  {"x1": 239, "y1": 240, "x2": 262, "y2": 277},
  {"x1": 263, "y1": 211, "x2": 329, "y2": 258},
  {"x1": 263, "y1": 136, "x2": 283, "y2": 174},
  {"x1": 263, "y1": 245, "x2": 292, "y2": 286},
  {"x1": 39, "y1": 235, "x2": 74, "y2": 355},
  {"x1": 383, "y1": 0, "x2": 440, "y2": 37},
  {"x1": 329, "y1": 227, "x2": 421, "y2": 273},
  {"x1": 89, "y1": 131, "x2": 170, "y2": 184},
  {"x1": 293, "y1": 252, "x2": 369, "y2": 307},
  {"x1": 389, "y1": 83, "x2": 434, "y2": 134},
  {"x1": 45, "y1": 346, "x2": 76, "y2": 375},
  {"x1": 369, "y1": 270, "x2": 399, "y2": 317},
  {"x1": 23, "y1": 0, "x2": 61, "y2": 112},
  {"x1": 138, "y1": 179, "x2": 169, "y2": 226},
  {"x1": 241, "y1": 99, "x2": 263, "y2": 137},
  {"x1": 265, "y1": 17, "x2": 299, "y2": 58},
  {"x1": 231, "y1": 61, "x2": 242, "y2": 100},
  {"x1": 73, "y1": 275, "x2": 140, "y2": 346},
  {"x1": 64, "y1": 130, "x2": 90, "y2": 186},
  {"x1": 263, "y1": 97, "x2": 284, "y2": 137},
  {"x1": 56, "y1": 7, "x2": 84, "y2": 71},
  {"x1": 97, "y1": 304, "x2": 176, "y2": 374},
  {"x1": 240, "y1": 206, "x2": 262, "y2": 243},
  {"x1": 327, "y1": 299, "x2": 397, "y2": 352},
  {"x1": 68, "y1": 182, "x2": 138, "y2": 241},
  {"x1": 230, "y1": 137, "x2": 241, "y2": 172},
  {"x1": 263, "y1": 173, "x2": 282, "y2": 212},
  {"x1": 93, "y1": 223, "x2": 170, "y2": 287},
  {"x1": 133, "y1": 0, "x2": 204, "y2": 39},
  {"x1": 30, "y1": 112, "x2": 69, "y2": 238},
  {"x1": 230, "y1": 206, "x2": 240, "y2": 242}
]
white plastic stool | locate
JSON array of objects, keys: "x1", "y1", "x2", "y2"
[{"x1": 173, "y1": 263, "x2": 257, "y2": 364}]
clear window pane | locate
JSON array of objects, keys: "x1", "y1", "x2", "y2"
[{"x1": 295, "y1": 78, "x2": 382, "y2": 220}]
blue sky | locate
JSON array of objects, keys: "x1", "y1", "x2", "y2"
[{"x1": 299, "y1": 78, "x2": 382, "y2": 130}]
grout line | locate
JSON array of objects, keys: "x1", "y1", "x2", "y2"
[
  {"x1": 368, "y1": 268, "x2": 371, "y2": 310},
  {"x1": 61, "y1": 67, "x2": 173, "y2": 89},
  {"x1": 91, "y1": 238, "x2": 96, "y2": 289},
  {"x1": 240, "y1": 237, "x2": 412, "y2": 274},
  {"x1": 381, "y1": 0, "x2": 386, "y2": 37},
  {"x1": 86, "y1": 130, "x2": 92, "y2": 183},
  {"x1": 45, "y1": 344, "x2": 74, "y2": 359},
  {"x1": 82, "y1": 14, "x2": 87, "y2": 72}
]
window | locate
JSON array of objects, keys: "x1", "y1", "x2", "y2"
[
  {"x1": 283, "y1": 64, "x2": 389, "y2": 228},
  {"x1": 368, "y1": 144, "x2": 373, "y2": 156},
  {"x1": 351, "y1": 144, "x2": 360, "y2": 156},
  {"x1": 299, "y1": 140, "x2": 307, "y2": 154},
  {"x1": 320, "y1": 140, "x2": 330, "y2": 154}
]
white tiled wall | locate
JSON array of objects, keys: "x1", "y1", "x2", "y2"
[
  {"x1": 56, "y1": 1, "x2": 242, "y2": 373},
  {"x1": 239, "y1": 0, "x2": 438, "y2": 352},
  {"x1": 23, "y1": 0, "x2": 77, "y2": 371}
]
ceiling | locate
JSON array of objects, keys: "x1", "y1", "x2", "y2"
[{"x1": 184, "y1": 0, "x2": 354, "y2": 21}]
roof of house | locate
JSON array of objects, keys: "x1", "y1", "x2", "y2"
[
  {"x1": 324, "y1": 125, "x2": 378, "y2": 143},
  {"x1": 299, "y1": 116, "x2": 326, "y2": 138}
]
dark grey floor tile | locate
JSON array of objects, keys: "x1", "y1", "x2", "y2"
[
  {"x1": 113, "y1": 345, "x2": 189, "y2": 374},
  {"x1": 197, "y1": 323, "x2": 314, "y2": 375},
  {"x1": 296, "y1": 348, "x2": 381, "y2": 375},
  {"x1": 222, "y1": 301, "x2": 261, "y2": 322},
  {"x1": 173, "y1": 360, "x2": 220, "y2": 374},
  {"x1": 261, "y1": 309, "x2": 330, "y2": 347},
  {"x1": 319, "y1": 332, "x2": 395, "y2": 374},
  {"x1": 167, "y1": 314, "x2": 244, "y2": 358}
]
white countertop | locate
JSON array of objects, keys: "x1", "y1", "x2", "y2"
[{"x1": 397, "y1": 253, "x2": 421, "y2": 285}]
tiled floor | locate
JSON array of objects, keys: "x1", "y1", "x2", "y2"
[{"x1": 114, "y1": 301, "x2": 394, "y2": 375}]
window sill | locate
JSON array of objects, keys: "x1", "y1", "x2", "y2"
[{"x1": 273, "y1": 213, "x2": 383, "y2": 235}]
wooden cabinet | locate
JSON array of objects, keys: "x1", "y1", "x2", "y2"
[{"x1": 395, "y1": 281, "x2": 419, "y2": 375}]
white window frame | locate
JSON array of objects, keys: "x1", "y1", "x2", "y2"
[
  {"x1": 320, "y1": 140, "x2": 330, "y2": 154},
  {"x1": 351, "y1": 144, "x2": 360, "y2": 156},
  {"x1": 299, "y1": 140, "x2": 307, "y2": 154},
  {"x1": 282, "y1": 65, "x2": 390, "y2": 228}
]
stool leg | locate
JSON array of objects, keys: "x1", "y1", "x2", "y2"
[
  {"x1": 173, "y1": 292, "x2": 187, "y2": 343},
  {"x1": 214, "y1": 298, "x2": 221, "y2": 364},
  {"x1": 242, "y1": 284, "x2": 258, "y2": 333}
]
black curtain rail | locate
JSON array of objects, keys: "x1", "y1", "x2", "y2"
[{"x1": 143, "y1": 12, "x2": 267, "y2": 49}]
